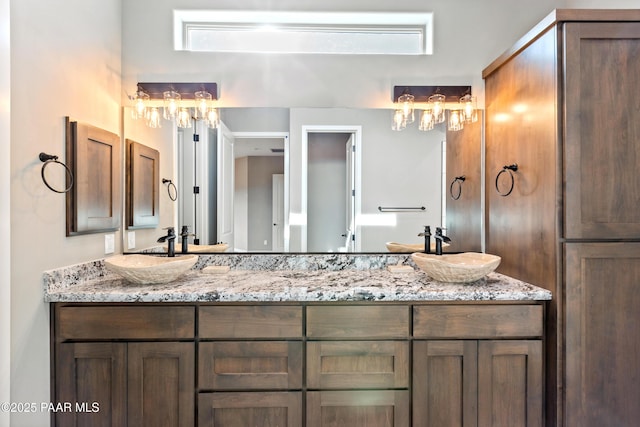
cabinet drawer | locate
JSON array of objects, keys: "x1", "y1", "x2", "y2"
[
  {"x1": 307, "y1": 390, "x2": 409, "y2": 427},
  {"x1": 198, "y1": 392, "x2": 302, "y2": 427},
  {"x1": 307, "y1": 341, "x2": 408, "y2": 389},
  {"x1": 307, "y1": 306, "x2": 409, "y2": 339},
  {"x1": 56, "y1": 305, "x2": 195, "y2": 340},
  {"x1": 199, "y1": 341, "x2": 303, "y2": 390},
  {"x1": 199, "y1": 306, "x2": 302, "y2": 339},
  {"x1": 413, "y1": 305, "x2": 543, "y2": 338}
]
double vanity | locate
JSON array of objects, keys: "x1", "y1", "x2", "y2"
[{"x1": 45, "y1": 253, "x2": 550, "y2": 427}]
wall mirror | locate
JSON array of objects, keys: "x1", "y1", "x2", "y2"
[{"x1": 125, "y1": 106, "x2": 482, "y2": 254}]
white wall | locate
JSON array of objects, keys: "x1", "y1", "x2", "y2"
[
  {"x1": 10, "y1": 1, "x2": 121, "y2": 425},
  {"x1": 121, "y1": 0, "x2": 565, "y2": 109},
  {"x1": 289, "y1": 108, "x2": 444, "y2": 252},
  {"x1": 1, "y1": 0, "x2": 10, "y2": 424}
]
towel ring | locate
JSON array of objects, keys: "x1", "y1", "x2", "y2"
[
  {"x1": 495, "y1": 164, "x2": 518, "y2": 197},
  {"x1": 162, "y1": 178, "x2": 178, "y2": 201},
  {"x1": 449, "y1": 175, "x2": 466, "y2": 200},
  {"x1": 39, "y1": 152, "x2": 74, "y2": 194}
]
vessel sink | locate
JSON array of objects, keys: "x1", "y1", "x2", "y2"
[
  {"x1": 386, "y1": 241, "x2": 448, "y2": 253},
  {"x1": 411, "y1": 252, "x2": 501, "y2": 283},
  {"x1": 104, "y1": 254, "x2": 198, "y2": 285}
]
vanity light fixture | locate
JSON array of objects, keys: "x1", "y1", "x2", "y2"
[
  {"x1": 131, "y1": 82, "x2": 219, "y2": 129},
  {"x1": 447, "y1": 109, "x2": 464, "y2": 131},
  {"x1": 391, "y1": 85, "x2": 472, "y2": 132},
  {"x1": 163, "y1": 90, "x2": 181, "y2": 121},
  {"x1": 130, "y1": 89, "x2": 150, "y2": 120},
  {"x1": 147, "y1": 107, "x2": 162, "y2": 128},
  {"x1": 392, "y1": 109, "x2": 407, "y2": 131},
  {"x1": 419, "y1": 109, "x2": 435, "y2": 131},
  {"x1": 460, "y1": 93, "x2": 478, "y2": 123}
]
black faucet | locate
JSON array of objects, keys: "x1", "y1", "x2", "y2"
[
  {"x1": 157, "y1": 227, "x2": 176, "y2": 257},
  {"x1": 434, "y1": 227, "x2": 451, "y2": 255},
  {"x1": 180, "y1": 226, "x2": 191, "y2": 254},
  {"x1": 418, "y1": 226, "x2": 432, "y2": 253}
]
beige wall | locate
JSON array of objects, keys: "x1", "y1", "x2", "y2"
[
  {"x1": 9, "y1": 1, "x2": 123, "y2": 425},
  {"x1": 1, "y1": 0, "x2": 10, "y2": 424}
]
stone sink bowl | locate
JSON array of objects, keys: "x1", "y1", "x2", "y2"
[
  {"x1": 104, "y1": 254, "x2": 198, "y2": 285},
  {"x1": 386, "y1": 241, "x2": 449, "y2": 253},
  {"x1": 411, "y1": 252, "x2": 501, "y2": 283}
]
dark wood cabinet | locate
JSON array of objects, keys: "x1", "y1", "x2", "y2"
[
  {"x1": 564, "y1": 243, "x2": 640, "y2": 427},
  {"x1": 52, "y1": 301, "x2": 544, "y2": 427},
  {"x1": 52, "y1": 304, "x2": 195, "y2": 427},
  {"x1": 413, "y1": 305, "x2": 544, "y2": 427},
  {"x1": 65, "y1": 118, "x2": 121, "y2": 235},
  {"x1": 126, "y1": 139, "x2": 160, "y2": 229},
  {"x1": 483, "y1": 10, "x2": 640, "y2": 427}
]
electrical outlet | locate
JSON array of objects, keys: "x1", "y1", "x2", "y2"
[
  {"x1": 104, "y1": 234, "x2": 115, "y2": 254},
  {"x1": 127, "y1": 231, "x2": 136, "y2": 250},
  {"x1": 264, "y1": 239, "x2": 268, "y2": 246}
]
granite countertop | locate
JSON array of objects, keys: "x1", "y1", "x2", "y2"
[{"x1": 44, "y1": 254, "x2": 552, "y2": 303}]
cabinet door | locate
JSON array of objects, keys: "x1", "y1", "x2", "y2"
[
  {"x1": 198, "y1": 392, "x2": 302, "y2": 427},
  {"x1": 413, "y1": 340, "x2": 478, "y2": 427},
  {"x1": 564, "y1": 23, "x2": 640, "y2": 239},
  {"x1": 307, "y1": 341, "x2": 408, "y2": 389},
  {"x1": 128, "y1": 342, "x2": 195, "y2": 427},
  {"x1": 307, "y1": 390, "x2": 409, "y2": 427},
  {"x1": 565, "y1": 243, "x2": 640, "y2": 427},
  {"x1": 56, "y1": 342, "x2": 126, "y2": 427},
  {"x1": 477, "y1": 340, "x2": 542, "y2": 427}
]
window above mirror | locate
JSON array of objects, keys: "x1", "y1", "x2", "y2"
[{"x1": 174, "y1": 10, "x2": 433, "y2": 55}]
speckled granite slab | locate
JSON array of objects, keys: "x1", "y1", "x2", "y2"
[{"x1": 43, "y1": 254, "x2": 552, "y2": 303}]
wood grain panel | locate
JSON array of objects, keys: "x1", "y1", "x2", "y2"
[
  {"x1": 413, "y1": 340, "x2": 478, "y2": 427},
  {"x1": 307, "y1": 341, "x2": 408, "y2": 389},
  {"x1": 413, "y1": 305, "x2": 543, "y2": 339},
  {"x1": 307, "y1": 305, "x2": 409, "y2": 339},
  {"x1": 57, "y1": 305, "x2": 195, "y2": 340},
  {"x1": 565, "y1": 242, "x2": 640, "y2": 427},
  {"x1": 484, "y1": 27, "x2": 558, "y2": 291},
  {"x1": 126, "y1": 139, "x2": 160, "y2": 229},
  {"x1": 564, "y1": 22, "x2": 640, "y2": 239},
  {"x1": 199, "y1": 305, "x2": 302, "y2": 339},
  {"x1": 446, "y1": 113, "x2": 483, "y2": 253},
  {"x1": 65, "y1": 118, "x2": 121, "y2": 235},
  {"x1": 198, "y1": 392, "x2": 302, "y2": 427},
  {"x1": 127, "y1": 342, "x2": 194, "y2": 427},
  {"x1": 56, "y1": 342, "x2": 126, "y2": 427},
  {"x1": 199, "y1": 341, "x2": 303, "y2": 390},
  {"x1": 307, "y1": 390, "x2": 409, "y2": 427},
  {"x1": 477, "y1": 340, "x2": 543, "y2": 427}
]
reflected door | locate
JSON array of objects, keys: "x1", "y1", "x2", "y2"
[
  {"x1": 272, "y1": 174, "x2": 285, "y2": 251},
  {"x1": 217, "y1": 122, "x2": 235, "y2": 248}
]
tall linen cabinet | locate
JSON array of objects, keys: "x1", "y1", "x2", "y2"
[{"x1": 483, "y1": 9, "x2": 640, "y2": 427}]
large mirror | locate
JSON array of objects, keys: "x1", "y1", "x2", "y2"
[{"x1": 172, "y1": 106, "x2": 459, "y2": 253}]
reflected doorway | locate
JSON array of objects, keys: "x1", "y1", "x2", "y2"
[
  {"x1": 233, "y1": 132, "x2": 288, "y2": 252},
  {"x1": 302, "y1": 126, "x2": 361, "y2": 252}
]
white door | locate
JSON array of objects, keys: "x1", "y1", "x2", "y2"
[
  {"x1": 345, "y1": 135, "x2": 356, "y2": 252},
  {"x1": 217, "y1": 122, "x2": 235, "y2": 247},
  {"x1": 272, "y1": 174, "x2": 285, "y2": 251}
]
